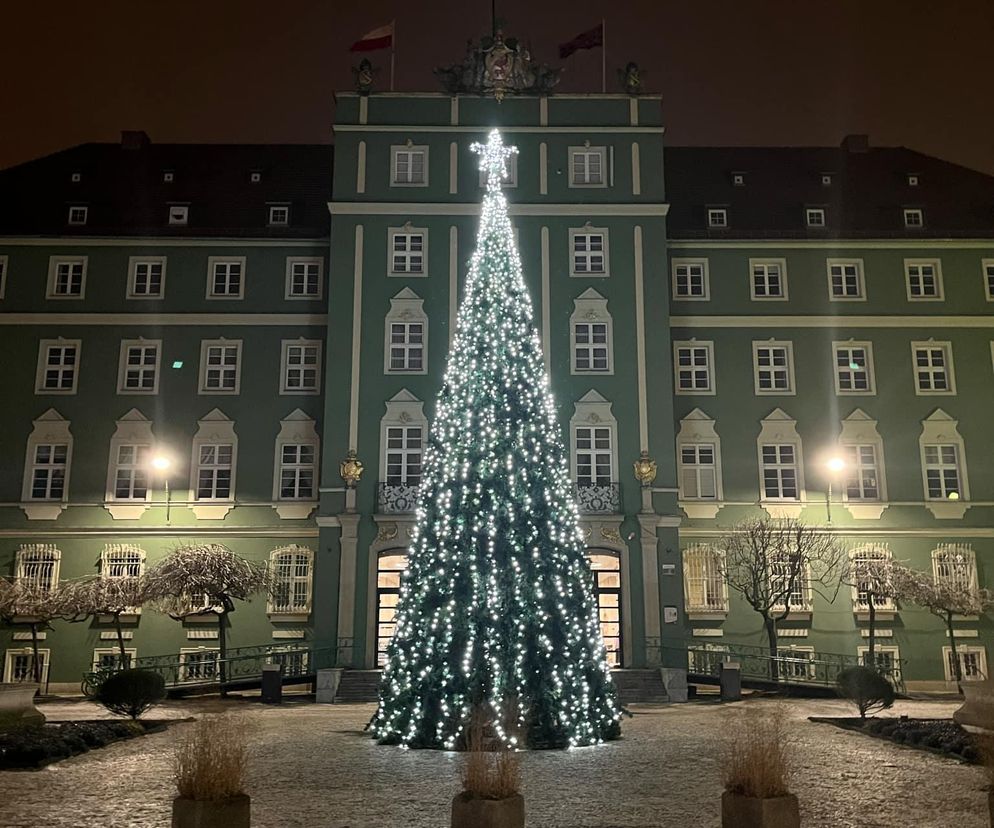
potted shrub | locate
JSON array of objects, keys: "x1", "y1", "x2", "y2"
[
  {"x1": 173, "y1": 715, "x2": 250, "y2": 828},
  {"x1": 835, "y1": 665, "x2": 895, "y2": 720},
  {"x1": 719, "y1": 708, "x2": 798, "y2": 828},
  {"x1": 451, "y1": 712, "x2": 523, "y2": 828}
]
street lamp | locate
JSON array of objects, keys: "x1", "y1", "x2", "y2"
[
  {"x1": 824, "y1": 455, "x2": 846, "y2": 524},
  {"x1": 150, "y1": 454, "x2": 173, "y2": 524}
]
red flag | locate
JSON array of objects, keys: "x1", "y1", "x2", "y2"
[
  {"x1": 558, "y1": 23, "x2": 604, "y2": 59},
  {"x1": 350, "y1": 22, "x2": 394, "y2": 52}
]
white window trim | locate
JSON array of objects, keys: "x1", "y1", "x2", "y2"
[
  {"x1": 116, "y1": 339, "x2": 162, "y2": 395},
  {"x1": 271, "y1": 410, "x2": 320, "y2": 519},
  {"x1": 266, "y1": 545, "x2": 314, "y2": 618},
  {"x1": 189, "y1": 409, "x2": 237, "y2": 520},
  {"x1": 569, "y1": 289, "x2": 614, "y2": 375},
  {"x1": 267, "y1": 205, "x2": 290, "y2": 226},
  {"x1": 390, "y1": 144, "x2": 429, "y2": 187},
  {"x1": 100, "y1": 543, "x2": 146, "y2": 580},
  {"x1": 284, "y1": 257, "x2": 324, "y2": 300},
  {"x1": 21, "y1": 411, "x2": 72, "y2": 519},
  {"x1": 671, "y1": 258, "x2": 710, "y2": 301},
  {"x1": 857, "y1": 644, "x2": 901, "y2": 676},
  {"x1": 387, "y1": 225, "x2": 428, "y2": 277},
  {"x1": 126, "y1": 256, "x2": 167, "y2": 300},
  {"x1": 910, "y1": 340, "x2": 956, "y2": 396},
  {"x1": 983, "y1": 259, "x2": 994, "y2": 303},
  {"x1": 837, "y1": 409, "x2": 889, "y2": 519},
  {"x1": 942, "y1": 645, "x2": 988, "y2": 683},
  {"x1": 707, "y1": 207, "x2": 728, "y2": 228},
  {"x1": 903, "y1": 208, "x2": 925, "y2": 228},
  {"x1": 0, "y1": 255, "x2": 7, "y2": 299},
  {"x1": 904, "y1": 259, "x2": 944, "y2": 302},
  {"x1": 35, "y1": 338, "x2": 82, "y2": 395},
  {"x1": 932, "y1": 544, "x2": 978, "y2": 592},
  {"x1": 167, "y1": 205, "x2": 189, "y2": 226},
  {"x1": 682, "y1": 544, "x2": 729, "y2": 618},
  {"x1": 849, "y1": 544, "x2": 896, "y2": 613},
  {"x1": 198, "y1": 339, "x2": 243, "y2": 395},
  {"x1": 104, "y1": 409, "x2": 155, "y2": 520},
  {"x1": 205, "y1": 256, "x2": 247, "y2": 300},
  {"x1": 752, "y1": 340, "x2": 796, "y2": 396},
  {"x1": 384, "y1": 288, "x2": 428, "y2": 375},
  {"x1": 832, "y1": 340, "x2": 876, "y2": 396},
  {"x1": 379, "y1": 390, "x2": 428, "y2": 488},
  {"x1": 179, "y1": 647, "x2": 220, "y2": 682},
  {"x1": 568, "y1": 226, "x2": 610, "y2": 278},
  {"x1": 569, "y1": 390, "x2": 618, "y2": 485},
  {"x1": 93, "y1": 648, "x2": 137, "y2": 670},
  {"x1": 46, "y1": 256, "x2": 87, "y2": 300},
  {"x1": 805, "y1": 207, "x2": 826, "y2": 228},
  {"x1": 749, "y1": 258, "x2": 789, "y2": 301},
  {"x1": 756, "y1": 408, "x2": 805, "y2": 518},
  {"x1": 15, "y1": 544, "x2": 62, "y2": 592},
  {"x1": 567, "y1": 145, "x2": 608, "y2": 188},
  {"x1": 826, "y1": 258, "x2": 866, "y2": 302},
  {"x1": 918, "y1": 409, "x2": 970, "y2": 519},
  {"x1": 68, "y1": 206, "x2": 88, "y2": 226},
  {"x1": 775, "y1": 644, "x2": 816, "y2": 676},
  {"x1": 676, "y1": 408, "x2": 724, "y2": 519},
  {"x1": 673, "y1": 340, "x2": 716, "y2": 395},
  {"x1": 3, "y1": 648, "x2": 51, "y2": 684},
  {"x1": 280, "y1": 339, "x2": 323, "y2": 395}
]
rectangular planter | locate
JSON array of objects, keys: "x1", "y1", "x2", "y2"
[
  {"x1": 172, "y1": 794, "x2": 250, "y2": 828},
  {"x1": 451, "y1": 791, "x2": 524, "y2": 828},
  {"x1": 721, "y1": 791, "x2": 799, "y2": 828}
]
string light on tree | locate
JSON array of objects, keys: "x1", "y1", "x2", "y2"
[{"x1": 371, "y1": 130, "x2": 622, "y2": 750}]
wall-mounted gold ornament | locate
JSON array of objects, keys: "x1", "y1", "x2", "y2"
[
  {"x1": 340, "y1": 449, "x2": 364, "y2": 488},
  {"x1": 633, "y1": 451, "x2": 657, "y2": 486}
]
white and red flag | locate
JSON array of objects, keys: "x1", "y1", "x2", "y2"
[{"x1": 350, "y1": 22, "x2": 394, "y2": 52}]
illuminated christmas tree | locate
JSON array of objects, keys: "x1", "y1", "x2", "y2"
[{"x1": 371, "y1": 130, "x2": 622, "y2": 750}]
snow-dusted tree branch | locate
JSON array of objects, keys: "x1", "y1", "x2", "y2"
[
  {"x1": 839, "y1": 553, "x2": 904, "y2": 663},
  {"x1": 0, "y1": 577, "x2": 69, "y2": 685},
  {"x1": 59, "y1": 576, "x2": 152, "y2": 664}
]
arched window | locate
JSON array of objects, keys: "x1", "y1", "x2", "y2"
[{"x1": 100, "y1": 544, "x2": 145, "y2": 579}]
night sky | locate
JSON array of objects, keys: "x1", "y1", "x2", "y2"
[{"x1": 3, "y1": 0, "x2": 993, "y2": 174}]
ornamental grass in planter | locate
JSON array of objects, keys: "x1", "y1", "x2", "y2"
[
  {"x1": 452, "y1": 710, "x2": 524, "y2": 828},
  {"x1": 173, "y1": 715, "x2": 250, "y2": 828},
  {"x1": 719, "y1": 708, "x2": 799, "y2": 828}
]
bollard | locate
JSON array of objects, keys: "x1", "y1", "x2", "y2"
[
  {"x1": 261, "y1": 664, "x2": 283, "y2": 704},
  {"x1": 719, "y1": 660, "x2": 742, "y2": 702}
]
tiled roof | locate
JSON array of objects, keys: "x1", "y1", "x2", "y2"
[
  {"x1": 664, "y1": 141, "x2": 994, "y2": 239},
  {"x1": 0, "y1": 134, "x2": 333, "y2": 238}
]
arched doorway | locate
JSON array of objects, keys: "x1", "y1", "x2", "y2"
[
  {"x1": 588, "y1": 552, "x2": 622, "y2": 666},
  {"x1": 375, "y1": 552, "x2": 407, "y2": 667}
]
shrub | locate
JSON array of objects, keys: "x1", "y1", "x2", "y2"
[
  {"x1": 835, "y1": 666, "x2": 895, "y2": 719},
  {"x1": 95, "y1": 669, "x2": 166, "y2": 720},
  {"x1": 720, "y1": 708, "x2": 794, "y2": 799},
  {"x1": 175, "y1": 716, "x2": 248, "y2": 801}
]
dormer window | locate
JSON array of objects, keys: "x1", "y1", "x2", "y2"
[
  {"x1": 907, "y1": 174, "x2": 919, "y2": 187},
  {"x1": 707, "y1": 208, "x2": 728, "y2": 228},
  {"x1": 904, "y1": 208, "x2": 924, "y2": 228},
  {"x1": 732, "y1": 173, "x2": 745, "y2": 187},
  {"x1": 163, "y1": 171, "x2": 174, "y2": 183},
  {"x1": 67, "y1": 206, "x2": 88, "y2": 226},
  {"x1": 821, "y1": 174, "x2": 833, "y2": 187},
  {"x1": 70, "y1": 172, "x2": 81, "y2": 183},
  {"x1": 268, "y1": 205, "x2": 290, "y2": 226},
  {"x1": 806, "y1": 207, "x2": 826, "y2": 228},
  {"x1": 250, "y1": 171, "x2": 262, "y2": 183},
  {"x1": 168, "y1": 205, "x2": 189, "y2": 226}
]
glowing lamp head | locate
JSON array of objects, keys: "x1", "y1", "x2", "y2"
[
  {"x1": 151, "y1": 455, "x2": 172, "y2": 472},
  {"x1": 826, "y1": 456, "x2": 846, "y2": 474}
]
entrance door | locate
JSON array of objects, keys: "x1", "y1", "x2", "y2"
[
  {"x1": 588, "y1": 553, "x2": 622, "y2": 666},
  {"x1": 376, "y1": 553, "x2": 407, "y2": 667}
]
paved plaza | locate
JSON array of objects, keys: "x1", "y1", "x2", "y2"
[{"x1": 0, "y1": 697, "x2": 987, "y2": 827}]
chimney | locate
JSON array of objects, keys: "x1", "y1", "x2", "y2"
[
  {"x1": 841, "y1": 134, "x2": 869, "y2": 153},
  {"x1": 121, "y1": 130, "x2": 150, "y2": 151}
]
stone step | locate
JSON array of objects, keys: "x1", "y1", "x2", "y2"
[
  {"x1": 334, "y1": 669, "x2": 383, "y2": 702},
  {"x1": 610, "y1": 669, "x2": 669, "y2": 704}
]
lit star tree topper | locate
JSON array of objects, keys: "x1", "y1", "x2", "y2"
[{"x1": 371, "y1": 130, "x2": 622, "y2": 750}]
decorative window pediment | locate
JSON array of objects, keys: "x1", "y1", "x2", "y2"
[
  {"x1": 272, "y1": 410, "x2": 319, "y2": 519},
  {"x1": 21, "y1": 410, "x2": 73, "y2": 520},
  {"x1": 105, "y1": 409, "x2": 155, "y2": 520}
]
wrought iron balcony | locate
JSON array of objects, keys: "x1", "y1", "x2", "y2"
[
  {"x1": 378, "y1": 482, "x2": 420, "y2": 514},
  {"x1": 574, "y1": 482, "x2": 621, "y2": 514}
]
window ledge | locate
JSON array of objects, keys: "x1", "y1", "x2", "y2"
[
  {"x1": 98, "y1": 612, "x2": 141, "y2": 623},
  {"x1": 686, "y1": 610, "x2": 728, "y2": 621},
  {"x1": 190, "y1": 503, "x2": 235, "y2": 520},
  {"x1": 855, "y1": 610, "x2": 896, "y2": 621},
  {"x1": 680, "y1": 502, "x2": 722, "y2": 519},
  {"x1": 925, "y1": 501, "x2": 969, "y2": 519},
  {"x1": 775, "y1": 610, "x2": 813, "y2": 621},
  {"x1": 20, "y1": 502, "x2": 67, "y2": 521},
  {"x1": 104, "y1": 503, "x2": 150, "y2": 521},
  {"x1": 272, "y1": 502, "x2": 317, "y2": 520},
  {"x1": 267, "y1": 612, "x2": 311, "y2": 623},
  {"x1": 845, "y1": 503, "x2": 889, "y2": 520},
  {"x1": 760, "y1": 501, "x2": 803, "y2": 519},
  {"x1": 183, "y1": 613, "x2": 219, "y2": 624}
]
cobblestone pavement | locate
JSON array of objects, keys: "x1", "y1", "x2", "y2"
[{"x1": 0, "y1": 697, "x2": 987, "y2": 827}]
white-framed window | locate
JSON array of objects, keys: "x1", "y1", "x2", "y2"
[
  {"x1": 92, "y1": 648, "x2": 136, "y2": 671},
  {"x1": 179, "y1": 648, "x2": 219, "y2": 682},
  {"x1": 568, "y1": 146, "x2": 607, "y2": 187},
  {"x1": 117, "y1": 340, "x2": 161, "y2": 394},
  {"x1": 769, "y1": 558, "x2": 813, "y2": 613},
  {"x1": 206, "y1": 257, "x2": 246, "y2": 299},
  {"x1": 707, "y1": 207, "x2": 727, "y2": 228},
  {"x1": 760, "y1": 444, "x2": 800, "y2": 500},
  {"x1": 15, "y1": 545, "x2": 61, "y2": 591},
  {"x1": 387, "y1": 322, "x2": 425, "y2": 372},
  {"x1": 843, "y1": 445, "x2": 881, "y2": 500},
  {"x1": 918, "y1": 410, "x2": 969, "y2": 513},
  {"x1": 750, "y1": 259, "x2": 788, "y2": 300},
  {"x1": 391, "y1": 145, "x2": 428, "y2": 186},
  {"x1": 570, "y1": 228, "x2": 609, "y2": 276},
  {"x1": 68, "y1": 205, "x2": 88, "y2": 225},
  {"x1": 3, "y1": 648, "x2": 50, "y2": 684},
  {"x1": 833, "y1": 342, "x2": 875, "y2": 394},
  {"x1": 923, "y1": 444, "x2": 963, "y2": 500},
  {"x1": 574, "y1": 426, "x2": 614, "y2": 486},
  {"x1": 679, "y1": 443, "x2": 718, "y2": 500},
  {"x1": 167, "y1": 205, "x2": 189, "y2": 226},
  {"x1": 110, "y1": 444, "x2": 150, "y2": 501},
  {"x1": 911, "y1": 341, "x2": 955, "y2": 394},
  {"x1": 932, "y1": 544, "x2": 977, "y2": 592},
  {"x1": 0, "y1": 255, "x2": 7, "y2": 298},
  {"x1": 21, "y1": 413, "x2": 72, "y2": 513},
  {"x1": 806, "y1": 207, "x2": 826, "y2": 227},
  {"x1": 983, "y1": 259, "x2": 994, "y2": 302},
  {"x1": 857, "y1": 645, "x2": 901, "y2": 678},
  {"x1": 384, "y1": 425, "x2": 423, "y2": 486},
  {"x1": 268, "y1": 205, "x2": 290, "y2": 226},
  {"x1": 378, "y1": 391, "x2": 428, "y2": 513},
  {"x1": 101, "y1": 544, "x2": 145, "y2": 579},
  {"x1": 199, "y1": 340, "x2": 242, "y2": 394},
  {"x1": 674, "y1": 341, "x2": 715, "y2": 394},
  {"x1": 683, "y1": 545, "x2": 728, "y2": 614},
  {"x1": 905, "y1": 260, "x2": 944, "y2": 300},
  {"x1": 943, "y1": 646, "x2": 987, "y2": 683},
  {"x1": 127, "y1": 257, "x2": 166, "y2": 299},
  {"x1": 389, "y1": 228, "x2": 427, "y2": 275},
  {"x1": 268, "y1": 546, "x2": 313, "y2": 615},
  {"x1": 36, "y1": 339, "x2": 81, "y2": 394},
  {"x1": 195, "y1": 443, "x2": 234, "y2": 500},
  {"x1": 479, "y1": 153, "x2": 518, "y2": 188},
  {"x1": 672, "y1": 259, "x2": 709, "y2": 300},
  {"x1": 850, "y1": 545, "x2": 895, "y2": 611},
  {"x1": 28, "y1": 444, "x2": 68, "y2": 500},
  {"x1": 753, "y1": 341, "x2": 795, "y2": 394},
  {"x1": 903, "y1": 208, "x2": 924, "y2": 228},
  {"x1": 46, "y1": 256, "x2": 87, "y2": 299},
  {"x1": 277, "y1": 444, "x2": 316, "y2": 501},
  {"x1": 827, "y1": 259, "x2": 865, "y2": 300},
  {"x1": 776, "y1": 645, "x2": 816, "y2": 678},
  {"x1": 280, "y1": 340, "x2": 321, "y2": 394},
  {"x1": 574, "y1": 322, "x2": 610, "y2": 372},
  {"x1": 285, "y1": 257, "x2": 323, "y2": 299}
]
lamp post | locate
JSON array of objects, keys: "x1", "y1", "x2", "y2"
[
  {"x1": 824, "y1": 455, "x2": 846, "y2": 524},
  {"x1": 151, "y1": 454, "x2": 173, "y2": 525}
]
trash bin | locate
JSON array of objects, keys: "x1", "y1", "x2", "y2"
[
  {"x1": 719, "y1": 660, "x2": 741, "y2": 702},
  {"x1": 261, "y1": 664, "x2": 283, "y2": 704}
]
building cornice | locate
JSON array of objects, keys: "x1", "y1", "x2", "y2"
[
  {"x1": 328, "y1": 202, "x2": 669, "y2": 217},
  {"x1": 0, "y1": 237, "x2": 327, "y2": 248},
  {"x1": 334, "y1": 124, "x2": 665, "y2": 134},
  {"x1": 667, "y1": 239, "x2": 994, "y2": 249},
  {"x1": 0, "y1": 313, "x2": 327, "y2": 326},
  {"x1": 670, "y1": 314, "x2": 994, "y2": 328}
]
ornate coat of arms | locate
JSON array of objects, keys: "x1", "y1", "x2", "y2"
[{"x1": 435, "y1": 30, "x2": 561, "y2": 100}]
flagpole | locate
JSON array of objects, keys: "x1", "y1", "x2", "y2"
[
  {"x1": 601, "y1": 18, "x2": 606, "y2": 93},
  {"x1": 390, "y1": 19, "x2": 396, "y2": 91}
]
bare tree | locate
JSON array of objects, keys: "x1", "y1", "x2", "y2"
[
  {"x1": 0, "y1": 578, "x2": 68, "y2": 685},
  {"x1": 146, "y1": 544, "x2": 271, "y2": 695},
  {"x1": 717, "y1": 518, "x2": 847, "y2": 680},
  {"x1": 894, "y1": 564, "x2": 993, "y2": 687},
  {"x1": 59, "y1": 576, "x2": 151, "y2": 667},
  {"x1": 839, "y1": 551, "x2": 905, "y2": 665}
]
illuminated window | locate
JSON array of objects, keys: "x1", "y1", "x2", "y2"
[
  {"x1": 376, "y1": 554, "x2": 407, "y2": 666},
  {"x1": 589, "y1": 553, "x2": 622, "y2": 666}
]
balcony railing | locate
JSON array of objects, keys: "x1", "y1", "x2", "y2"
[
  {"x1": 574, "y1": 482, "x2": 621, "y2": 514},
  {"x1": 378, "y1": 482, "x2": 419, "y2": 514}
]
